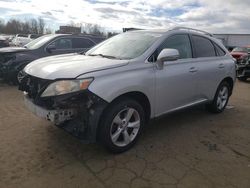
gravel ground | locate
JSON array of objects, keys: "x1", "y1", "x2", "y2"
[{"x1": 0, "y1": 80, "x2": 250, "y2": 188}]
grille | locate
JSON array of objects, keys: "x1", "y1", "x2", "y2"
[{"x1": 19, "y1": 74, "x2": 51, "y2": 100}]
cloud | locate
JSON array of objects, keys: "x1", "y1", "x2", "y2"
[
  {"x1": 0, "y1": 0, "x2": 249, "y2": 33},
  {"x1": 42, "y1": 11, "x2": 53, "y2": 16}
]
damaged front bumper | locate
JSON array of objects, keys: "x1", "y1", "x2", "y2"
[
  {"x1": 236, "y1": 64, "x2": 250, "y2": 77},
  {"x1": 24, "y1": 93, "x2": 76, "y2": 125},
  {"x1": 21, "y1": 79, "x2": 108, "y2": 143}
]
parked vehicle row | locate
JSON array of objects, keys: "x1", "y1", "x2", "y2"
[
  {"x1": 0, "y1": 35, "x2": 12, "y2": 48},
  {"x1": 230, "y1": 46, "x2": 250, "y2": 81},
  {"x1": 18, "y1": 27, "x2": 236, "y2": 153},
  {"x1": 10, "y1": 34, "x2": 41, "y2": 47},
  {"x1": 0, "y1": 34, "x2": 105, "y2": 84}
]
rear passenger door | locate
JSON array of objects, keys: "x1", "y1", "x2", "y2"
[
  {"x1": 191, "y1": 35, "x2": 227, "y2": 100},
  {"x1": 72, "y1": 37, "x2": 96, "y2": 53}
]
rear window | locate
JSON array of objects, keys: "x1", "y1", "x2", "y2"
[
  {"x1": 72, "y1": 38, "x2": 95, "y2": 49},
  {"x1": 192, "y1": 35, "x2": 216, "y2": 58}
]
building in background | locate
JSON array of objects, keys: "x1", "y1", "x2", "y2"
[
  {"x1": 56, "y1": 26, "x2": 81, "y2": 34},
  {"x1": 214, "y1": 34, "x2": 250, "y2": 51}
]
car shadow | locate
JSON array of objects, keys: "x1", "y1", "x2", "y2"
[{"x1": 43, "y1": 104, "x2": 220, "y2": 159}]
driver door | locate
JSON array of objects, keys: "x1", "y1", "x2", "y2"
[{"x1": 154, "y1": 34, "x2": 199, "y2": 116}]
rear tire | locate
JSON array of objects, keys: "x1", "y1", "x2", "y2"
[
  {"x1": 206, "y1": 81, "x2": 230, "y2": 113},
  {"x1": 98, "y1": 98, "x2": 145, "y2": 153}
]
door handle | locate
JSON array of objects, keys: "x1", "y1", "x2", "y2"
[
  {"x1": 218, "y1": 63, "x2": 225, "y2": 68},
  {"x1": 189, "y1": 67, "x2": 198, "y2": 73}
]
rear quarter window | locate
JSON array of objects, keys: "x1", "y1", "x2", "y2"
[
  {"x1": 192, "y1": 35, "x2": 216, "y2": 58},
  {"x1": 214, "y1": 43, "x2": 226, "y2": 56}
]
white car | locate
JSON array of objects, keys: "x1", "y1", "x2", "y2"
[{"x1": 11, "y1": 34, "x2": 40, "y2": 47}]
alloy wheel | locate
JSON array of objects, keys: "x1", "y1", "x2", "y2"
[
  {"x1": 110, "y1": 107, "x2": 140, "y2": 147},
  {"x1": 217, "y1": 86, "x2": 229, "y2": 110}
]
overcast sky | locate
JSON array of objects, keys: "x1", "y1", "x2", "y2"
[{"x1": 0, "y1": 0, "x2": 250, "y2": 33}]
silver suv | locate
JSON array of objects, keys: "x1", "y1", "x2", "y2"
[{"x1": 19, "y1": 27, "x2": 236, "y2": 153}]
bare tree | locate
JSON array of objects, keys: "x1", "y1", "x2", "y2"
[
  {"x1": 107, "y1": 31, "x2": 118, "y2": 38},
  {"x1": 30, "y1": 19, "x2": 38, "y2": 34},
  {"x1": 38, "y1": 17, "x2": 45, "y2": 34},
  {"x1": 4, "y1": 19, "x2": 22, "y2": 34},
  {"x1": 82, "y1": 23, "x2": 105, "y2": 36},
  {"x1": 22, "y1": 20, "x2": 31, "y2": 34},
  {"x1": 45, "y1": 28, "x2": 52, "y2": 34},
  {"x1": 0, "y1": 18, "x2": 48, "y2": 35},
  {"x1": 0, "y1": 19, "x2": 5, "y2": 33}
]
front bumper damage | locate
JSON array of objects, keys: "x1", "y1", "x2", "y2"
[
  {"x1": 24, "y1": 94, "x2": 76, "y2": 124},
  {"x1": 236, "y1": 64, "x2": 250, "y2": 78},
  {"x1": 19, "y1": 75, "x2": 108, "y2": 143}
]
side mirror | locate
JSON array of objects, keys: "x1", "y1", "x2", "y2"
[
  {"x1": 156, "y1": 48, "x2": 179, "y2": 70},
  {"x1": 46, "y1": 44, "x2": 56, "y2": 53}
]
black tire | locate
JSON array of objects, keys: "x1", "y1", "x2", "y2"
[
  {"x1": 238, "y1": 77, "x2": 247, "y2": 82},
  {"x1": 206, "y1": 81, "x2": 231, "y2": 113},
  {"x1": 98, "y1": 97, "x2": 145, "y2": 153}
]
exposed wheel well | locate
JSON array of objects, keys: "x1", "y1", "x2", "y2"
[
  {"x1": 96, "y1": 91, "x2": 151, "y2": 141},
  {"x1": 108, "y1": 92, "x2": 151, "y2": 123},
  {"x1": 221, "y1": 77, "x2": 234, "y2": 96}
]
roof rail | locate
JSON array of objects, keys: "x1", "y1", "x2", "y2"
[{"x1": 170, "y1": 27, "x2": 213, "y2": 37}]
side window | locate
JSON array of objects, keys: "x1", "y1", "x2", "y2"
[
  {"x1": 214, "y1": 43, "x2": 226, "y2": 56},
  {"x1": 192, "y1": 35, "x2": 216, "y2": 57},
  {"x1": 149, "y1": 34, "x2": 192, "y2": 62},
  {"x1": 51, "y1": 38, "x2": 72, "y2": 49},
  {"x1": 72, "y1": 38, "x2": 95, "y2": 49}
]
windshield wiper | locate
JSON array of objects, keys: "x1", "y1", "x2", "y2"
[{"x1": 88, "y1": 53, "x2": 122, "y2": 59}]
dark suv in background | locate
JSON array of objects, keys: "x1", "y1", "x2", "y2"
[{"x1": 0, "y1": 34, "x2": 105, "y2": 83}]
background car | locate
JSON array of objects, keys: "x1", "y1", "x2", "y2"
[
  {"x1": 230, "y1": 47, "x2": 249, "y2": 63},
  {"x1": 10, "y1": 34, "x2": 41, "y2": 47},
  {"x1": 230, "y1": 47, "x2": 250, "y2": 81},
  {"x1": 0, "y1": 36, "x2": 10, "y2": 48},
  {"x1": 0, "y1": 34, "x2": 105, "y2": 83}
]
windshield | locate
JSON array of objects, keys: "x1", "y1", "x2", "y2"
[
  {"x1": 25, "y1": 35, "x2": 56, "y2": 50},
  {"x1": 232, "y1": 47, "x2": 248, "y2": 53},
  {"x1": 86, "y1": 32, "x2": 161, "y2": 59}
]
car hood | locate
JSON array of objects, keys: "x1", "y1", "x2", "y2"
[
  {"x1": 24, "y1": 53, "x2": 129, "y2": 80},
  {"x1": 0, "y1": 47, "x2": 29, "y2": 53}
]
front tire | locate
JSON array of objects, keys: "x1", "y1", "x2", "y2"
[
  {"x1": 98, "y1": 98, "x2": 145, "y2": 153},
  {"x1": 206, "y1": 81, "x2": 230, "y2": 113}
]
